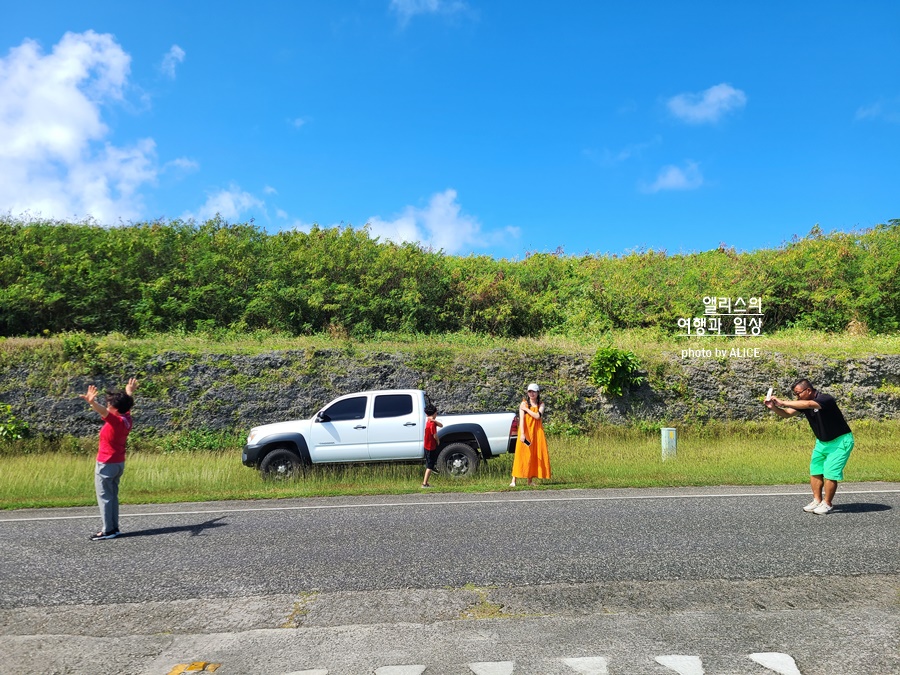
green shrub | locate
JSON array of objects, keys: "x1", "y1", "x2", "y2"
[
  {"x1": 159, "y1": 429, "x2": 243, "y2": 454},
  {"x1": 0, "y1": 404, "x2": 29, "y2": 441},
  {"x1": 543, "y1": 420, "x2": 584, "y2": 437},
  {"x1": 589, "y1": 346, "x2": 645, "y2": 397}
]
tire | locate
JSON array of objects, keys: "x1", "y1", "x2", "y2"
[
  {"x1": 437, "y1": 442, "x2": 481, "y2": 478},
  {"x1": 259, "y1": 447, "x2": 304, "y2": 480}
]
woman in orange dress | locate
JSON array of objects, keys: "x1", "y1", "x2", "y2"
[{"x1": 510, "y1": 383, "x2": 550, "y2": 486}]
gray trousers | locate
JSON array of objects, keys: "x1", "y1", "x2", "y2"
[{"x1": 95, "y1": 462, "x2": 125, "y2": 533}]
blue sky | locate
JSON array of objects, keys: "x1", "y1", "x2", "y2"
[{"x1": 1, "y1": 1, "x2": 897, "y2": 257}]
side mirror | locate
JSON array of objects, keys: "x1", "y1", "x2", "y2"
[{"x1": 315, "y1": 412, "x2": 330, "y2": 423}]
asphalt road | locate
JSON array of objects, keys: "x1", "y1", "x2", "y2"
[{"x1": 0, "y1": 483, "x2": 897, "y2": 674}]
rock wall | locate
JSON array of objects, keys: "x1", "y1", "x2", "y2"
[{"x1": 1, "y1": 346, "x2": 899, "y2": 437}]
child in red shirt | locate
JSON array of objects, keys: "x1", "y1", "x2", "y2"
[
  {"x1": 81, "y1": 378, "x2": 138, "y2": 540},
  {"x1": 421, "y1": 403, "x2": 443, "y2": 488}
]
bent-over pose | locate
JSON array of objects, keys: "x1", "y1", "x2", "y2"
[{"x1": 765, "y1": 378, "x2": 854, "y2": 515}]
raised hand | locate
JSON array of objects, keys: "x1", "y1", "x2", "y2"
[{"x1": 80, "y1": 385, "x2": 99, "y2": 404}]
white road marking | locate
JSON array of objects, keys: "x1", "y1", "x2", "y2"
[
  {"x1": 210, "y1": 654, "x2": 811, "y2": 674},
  {"x1": 749, "y1": 652, "x2": 803, "y2": 674},
  {"x1": 655, "y1": 654, "x2": 704, "y2": 674},
  {"x1": 1, "y1": 489, "x2": 897, "y2": 523},
  {"x1": 468, "y1": 661, "x2": 515, "y2": 675},
  {"x1": 562, "y1": 655, "x2": 609, "y2": 673}
]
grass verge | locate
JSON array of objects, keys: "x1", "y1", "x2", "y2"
[
  {"x1": 2, "y1": 420, "x2": 898, "y2": 509},
  {"x1": 3, "y1": 326, "x2": 899, "y2": 361}
]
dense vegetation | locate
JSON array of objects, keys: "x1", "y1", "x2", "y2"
[{"x1": 1, "y1": 217, "x2": 898, "y2": 338}]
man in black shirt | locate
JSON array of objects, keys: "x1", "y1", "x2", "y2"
[{"x1": 765, "y1": 378, "x2": 854, "y2": 515}]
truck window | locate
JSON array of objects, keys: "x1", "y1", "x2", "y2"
[
  {"x1": 373, "y1": 394, "x2": 414, "y2": 418},
  {"x1": 322, "y1": 396, "x2": 367, "y2": 421}
]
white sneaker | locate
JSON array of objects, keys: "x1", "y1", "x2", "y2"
[
  {"x1": 803, "y1": 499, "x2": 821, "y2": 512},
  {"x1": 813, "y1": 502, "x2": 833, "y2": 515}
]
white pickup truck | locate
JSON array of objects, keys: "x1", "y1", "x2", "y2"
[{"x1": 242, "y1": 389, "x2": 518, "y2": 479}]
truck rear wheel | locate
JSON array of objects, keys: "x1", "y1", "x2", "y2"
[
  {"x1": 259, "y1": 447, "x2": 304, "y2": 480},
  {"x1": 437, "y1": 442, "x2": 480, "y2": 477}
]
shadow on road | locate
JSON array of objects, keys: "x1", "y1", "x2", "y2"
[
  {"x1": 835, "y1": 502, "x2": 892, "y2": 513},
  {"x1": 119, "y1": 516, "x2": 228, "y2": 538}
]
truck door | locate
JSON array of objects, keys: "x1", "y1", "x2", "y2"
[
  {"x1": 307, "y1": 395, "x2": 369, "y2": 462},
  {"x1": 367, "y1": 393, "x2": 422, "y2": 460}
]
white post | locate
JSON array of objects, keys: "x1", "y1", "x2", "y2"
[{"x1": 661, "y1": 427, "x2": 677, "y2": 460}]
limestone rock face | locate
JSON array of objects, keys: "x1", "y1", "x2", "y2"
[{"x1": 2, "y1": 346, "x2": 898, "y2": 437}]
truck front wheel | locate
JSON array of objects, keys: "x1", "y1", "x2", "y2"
[
  {"x1": 437, "y1": 442, "x2": 480, "y2": 477},
  {"x1": 259, "y1": 447, "x2": 304, "y2": 480}
]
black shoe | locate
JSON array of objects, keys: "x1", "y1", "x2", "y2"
[{"x1": 90, "y1": 530, "x2": 119, "y2": 541}]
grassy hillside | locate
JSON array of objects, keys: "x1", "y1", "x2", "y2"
[{"x1": 2, "y1": 218, "x2": 899, "y2": 337}]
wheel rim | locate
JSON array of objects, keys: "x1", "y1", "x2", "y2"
[
  {"x1": 446, "y1": 452, "x2": 471, "y2": 476},
  {"x1": 271, "y1": 458, "x2": 296, "y2": 477}
]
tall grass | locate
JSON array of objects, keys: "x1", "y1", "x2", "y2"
[
  {"x1": 3, "y1": 421, "x2": 898, "y2": 509},
  {"x1": 3, "y1": 327, "x2": 898, "y2": 361}
]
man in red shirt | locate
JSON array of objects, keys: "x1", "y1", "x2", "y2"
[{"x1": 81, "y1": 378, "x2": 138, "y2": 540}]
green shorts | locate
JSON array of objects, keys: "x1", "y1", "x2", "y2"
[{"x1": 810, "y1": 433, "x2": 855, "y2": 481}]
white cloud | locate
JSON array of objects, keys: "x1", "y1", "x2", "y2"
[
  {"x1": 165, "y1": 156, "x2": 199, "y2": 173},
  {"x1": 641, "y1": 161, "x2": 703, "y2": 193},
  {"x1": 290, "y1": 117, "x2": 307, "y2": 129},
  {"x1": 184, "y1": 184, "x2": 264, "y2": 222},
  {"x1": 389, "y1": 0, "x2": 468, "y2": 26},
  {"x1": 159, "y1": 45, "x2": 185, "y2": 79},
  {"x1": 587, "y1": 136, "x2": 661, "y2": 166},
  {"x1": 667, "y1": 83, "x2": 747, "y2": 124},
  {"x1": 855, "y1": 98, "x2": 900, "y2": 123},
  {"x1": 264, "y1": 185, "x2": 278, "y2": 195},
  {"x1": 0, "y1": 30, "x2": 160, "y2": 222},
  {"x1": 367, "y1": 188, "x2": 516, "y2": 254}
]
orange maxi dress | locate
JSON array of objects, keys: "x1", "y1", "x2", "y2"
[{"x1": 511, "y1": 404, "x2": 551, "y2": 479}]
